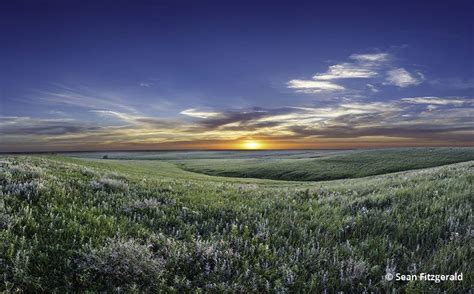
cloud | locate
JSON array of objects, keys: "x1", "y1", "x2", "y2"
[
  {"x1": 36, "y1": 85, "x2": 137, "y2": 113},
  {"x1": 92, "y1": 110, "x2": 137, "y2": 122},
  {"x1": 313, "y1": 63, "x2": 378, "y2": 80},
  {"x1": 188, "y1": 103, "x2": 401, "y2": 134},
  {"x1": 287, "y1": 79, "x2": 345, "y2": 92},
  {"x1": 284, "y1": 104, "x2": 473, "y2": 141},
  {"x1": 195, "y1": 107, "x2": 277, "y2": 129},
  {"x1": 139, "y1": 82, "x2": 152, "y2": 87},
  {"x1": 366, "y1": 83, "x2": 379, "y2": 93},
  {"x1": 400, "y1": 96, "x2": 467, "y2": 105},
  {"x1": 385, "y1": 68, "x2": 422, "y2": 87},
  {"x1": 135, "y1": 118, "x2": 188, "y2": 129},
  {"x1": 287, "y1": 52, "x2": 394, "y2": 94},
  {"x1": 289, "y1": 124, "x2": 474, "y2": 142},
  {"x1": 180, "y1": 108, "x2": 222, "y2": 119},
  {"x1": 109, "y1": 103, "x2": 470, "y2": 144},
  {"x1": 339, "y1": 102, "x2": 400, "y2": 112},
  {"x1": 312, "y1": 53, "x2": 390, "y2": 81},
  {"x1": 288, "y1": 52, "x2": 428, "y2": 94},
  {"x1": 349, "y1": 53, "x2": 390, "y2": 62},
  {"x1": 426, "y1": 105, "x2": 437, "y2": 112},
  {"x1": 0, "y1": 116, "x2": 100, "y2": 136},
  {"x1": 92, "y1": 110, "x2": 187, "y2": 129}
]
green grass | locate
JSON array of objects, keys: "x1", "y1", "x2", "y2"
[
  {"x1": 177, "y1": 148, "x2": 474, "y2": 181},
  {"x1": 65, "y1": 149, "x2": 346, "y2": 161},
  {"x1": 0, "y1": 152, "x2": 472, "y2": 292},
  {"x1": 54, "y1": 156, "x2": 305, "y2": 186}
]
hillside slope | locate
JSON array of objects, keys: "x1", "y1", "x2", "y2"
[{"x1": 178, "y1": 148, "x2": 474, "y2": 181}]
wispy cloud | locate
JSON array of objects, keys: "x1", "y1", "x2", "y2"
[
  {"x1": 92, "y1": 110, "x2": 187, "y2": 129},
  {"x1": 286, "y1": 52, "x2": 391, "y2": 93},
  {"x1": 139, "y1": 82, "x2": 153, "y2": 87},
  {"x1": 289, "y1": 124, "x2": 474, "y2": 142},
  {"x1": 182, "y1": 102, "x2": 401, "y2": 134},
  {"x1": 349, "y1": 53, "x2": 390, "y2": 62},
  {"x1": 0, "y1": 116, "x2": 99, "y2": 136},
  {"x1": 401, "y1": 96, "x2": 467, "y2": 105},
  {"x1": 366, "y1": 83, "x2": 379, "y2": 93},
  {"x1": 180, "y1": 108, "x2": 222, "y2": 119},
  {"x1": 287, "y1": 79, "x2": 345, "y2": 92},
  {"x1": 91, "y1": 110, "x2": 139, "y2": 123},
  {"x1": 313, "y1": 63, "x2": 378, "y2": 80},
  {"x1": 35, "y1": 85, "x2": 137, "y2": 113},
  {"x1": 287, "y1": 52, "x2": 427, "y2": 94},
  {"x1": 384, "y1": 68, "x2": 422, "y2": 87},
  {"x1": 185, "y1": 101, "x2": 473, "y2": 143},
  {"x1": 138, "y1": 78, "x2": 160, "y2": 88},
  {"x1": 309, "y1": 52, "x2": 389, "y2": 81}
]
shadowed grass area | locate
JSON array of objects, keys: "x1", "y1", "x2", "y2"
[
  {"x1": 0, "y1": 154, "x2": 472, "y2": 292},
  {"x1": 177, "y1": 148, "x2": 474, "y2": 181}
]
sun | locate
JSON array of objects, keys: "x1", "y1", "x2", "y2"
[{"x1": 241, "y1": 140, "x2": 263, "y2": 150}]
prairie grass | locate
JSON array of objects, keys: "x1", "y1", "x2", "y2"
[
  {"x1": 177, "y1": 147, "x2": 474, "y2": 181},
  {"x1": 0, "y1": 154, "x2": 472, "y2": 292}
]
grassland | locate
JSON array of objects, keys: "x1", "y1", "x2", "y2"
[
  {"x1": 176, "y1": 148, "x2": 474, "y2": 181},
  {"x1": 0, "y1": 149, "x2": 473, "y2": 292}
]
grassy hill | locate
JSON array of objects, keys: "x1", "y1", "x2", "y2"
[
  {"x1": 0, "y1": 154, "x2": 472, "y2": 292},
  {"x1": 65, "y1": 149, "x2": 346, "y2": 161},
  {"x1": 177, "y1": 148, "x2": 474, "y2": 181}
]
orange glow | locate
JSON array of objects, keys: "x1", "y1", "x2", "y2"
[{"x1": 241, "y1": 140, "x2": 263, "y2": 149}]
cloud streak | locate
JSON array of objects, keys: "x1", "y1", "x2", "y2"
[
  {"x1": 349, "y1": 53, "x2": 390, "y2": 62},
  {"x1": 180, "y1": 108, "x2": 222, "y2": 119},
  {"x1": 0, "y1": 116, "x2": 100, "y2": 136},
  {"x1": 312, "y1": 63, "x2": 378, "y2": 80},
  {"x1": 287, "y1": 79, "x2": 345, "y2": 92},
  {"x1": 401, "y1": 96, "x2": 468, "y2": 105},
  {"x1": 34, "y1": 85, "x2": 138, "y2": 113}
]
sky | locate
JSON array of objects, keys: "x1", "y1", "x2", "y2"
[{"x1": 0, "y1": 0, "x2": 473, "y2": 152}]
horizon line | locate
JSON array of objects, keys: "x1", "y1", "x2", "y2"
[{"x1": 1, "y1": 146, "x2": 471, "y2": 155}]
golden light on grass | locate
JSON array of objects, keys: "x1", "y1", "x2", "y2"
[{"x1": 241, "y1": 140, "x2": 263, "y2": 150}]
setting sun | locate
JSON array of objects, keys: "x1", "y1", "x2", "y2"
[{"x1": 241, "y1": 140, "x2": 263, "y2": 149}]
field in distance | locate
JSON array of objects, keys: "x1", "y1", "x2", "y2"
[{"x1": 70, "y1": 147, "x2": 474, "y2": 181}]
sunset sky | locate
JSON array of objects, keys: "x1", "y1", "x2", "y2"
[{"x1": 0, "y1": 0, "x2": 473, "y2": 152}]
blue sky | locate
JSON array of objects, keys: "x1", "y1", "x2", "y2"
[{"x1": 0, "y1": 0, "x2": 473, "y2": 151}]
